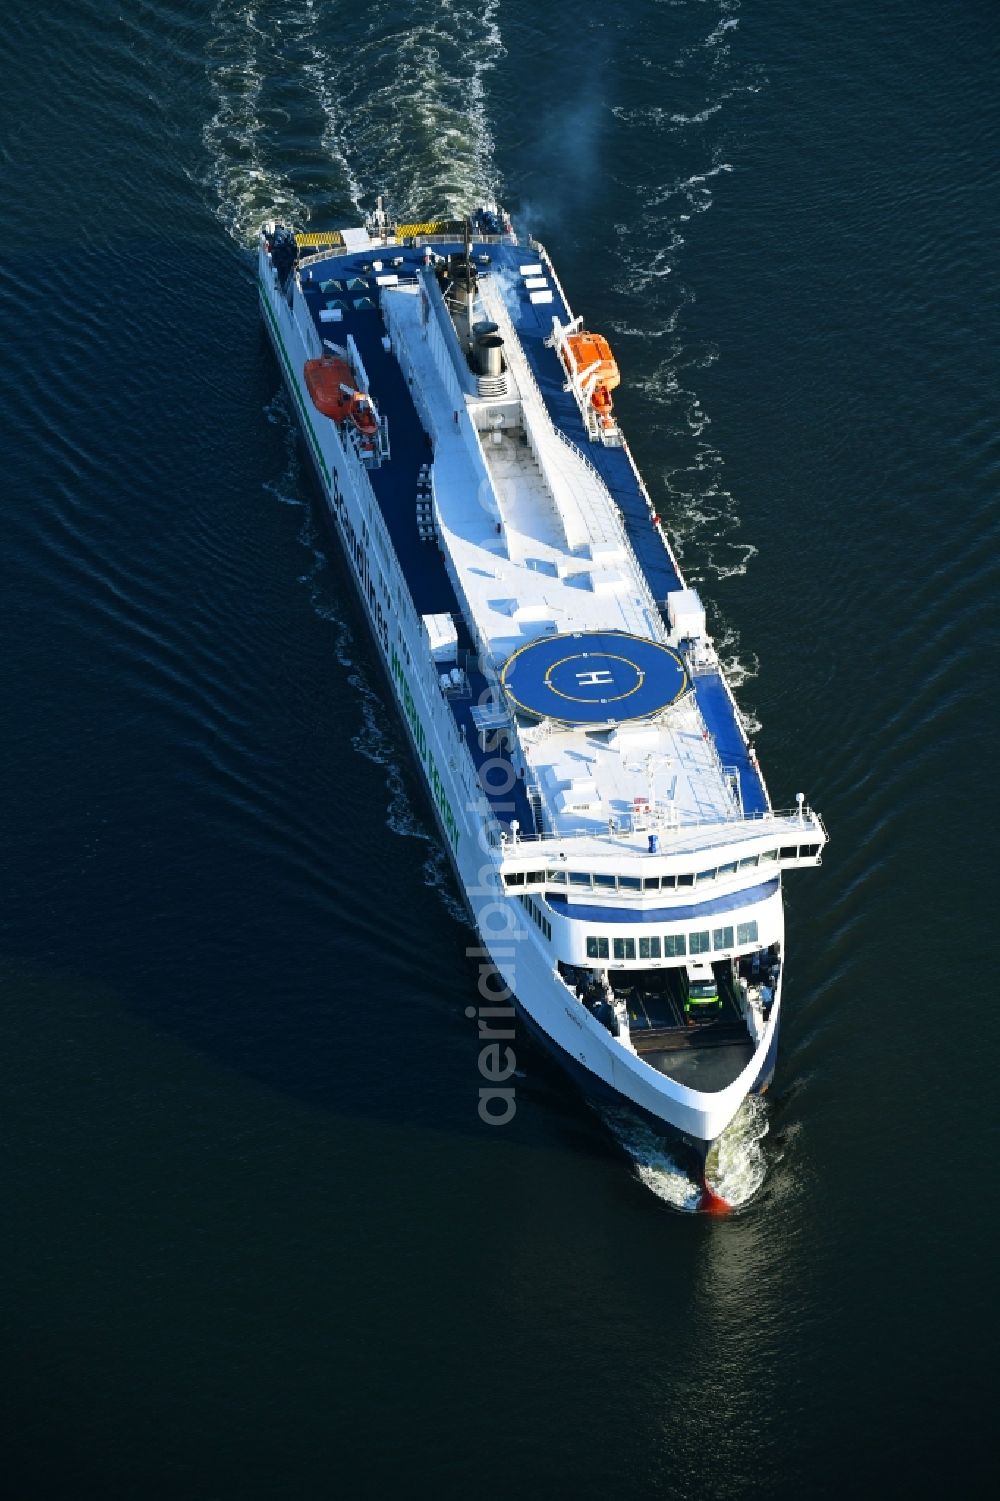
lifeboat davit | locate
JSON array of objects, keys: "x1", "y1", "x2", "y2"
[
  {"x1": 304, "y1": 356, "x2": 379, "y2": 440},
  {"x1": 561, "y1": 330, "x2": 620, "y2": 422}
]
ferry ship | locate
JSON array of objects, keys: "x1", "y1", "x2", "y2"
[{"x1": 258, "y1": 201, "x2": 827, "y2": 1209}]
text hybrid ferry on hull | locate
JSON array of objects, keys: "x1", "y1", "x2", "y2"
[{"x1": 258, "y1": 200, "x2": 827, "y2": 1209}]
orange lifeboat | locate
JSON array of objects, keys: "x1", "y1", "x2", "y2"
[
  {"x1": 561, "y1": 330, "x2": 620, "y2": 421},
  {"x1": 304, "y1": 356, "x2": 379, "y2": 440}
]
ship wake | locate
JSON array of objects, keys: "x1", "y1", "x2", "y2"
[
  {"x1": 203, "y1": 0, "x2": 504, "y2": 245},
  {"x1": 600, "y1": 1094, "x2": 769, "y2": 1214}
]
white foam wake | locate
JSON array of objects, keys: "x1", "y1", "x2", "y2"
[
  {"x1": 707, "y1": 1093, "x2": 770, "y2": 1206},
  {"x1": 202, "y1": 0, "x2": 309, "y2": 243},
  {"x1": 600, "y1": 1094, "x2": 770, "y2": 1213},
  {"x1": 296, "y1": 0, "x2": 504, "y2": 220},
  {"x1": 202, "y1": 0, "x2": 504, "y2": 244}
]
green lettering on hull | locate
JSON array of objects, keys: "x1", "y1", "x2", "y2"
[
  {"x1": 391, "y1": 646, "x2": 461, "y2": 856},
  {"x1": 258, "y1": 277, "x2": 331, "y2": 484}
]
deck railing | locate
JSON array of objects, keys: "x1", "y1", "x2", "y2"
[
  {"x1": 297, "y1": 231, "x2": 522, "y2": 271},
  {"x1": 499, "y1": 804, "x2": 827, "y2": 851}
]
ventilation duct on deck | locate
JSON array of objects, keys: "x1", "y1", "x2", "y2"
[{"x1": 477, "y1": 333, "x2": 505, "y2": 379}]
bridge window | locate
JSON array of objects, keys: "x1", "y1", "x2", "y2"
[
  {"x1": 643, "y1": 877, "x2": 660, "y2": 891},
  {"x1": 620, "y1": 876, "x2": 642, "y2": 892},
  {"x1": 713, "y1": 925, "x2": 735, "y2": 951},
  {"x1": 661, "y1": 874, "x2": 677, "y2": 889},
  {"x1": 799, "y1": 843, "x2": 820, "y2": 857},
  {"x1": 547, "y1": 868, "x2": 567, "y2": 884},
  {"x1": 677, "y1": 873, "x2": 694, "y2": 888},
  {"x1": 505, "y1": 872, "x2": 525, "y2": 887},
  {"x1": 760, "y1": 849, "x2": 778, "y2": 864},
  {"x1": 779, "y1": 846, "x2": 798, "y2": 860},
  {"x1": 738, "y1": 854, "x2": 759, "y2": 870},
  {"x1": 737, "y1": 921, "x2": 759, "y2": 945},
  {"x1": 586, "y1": 936, "x2": 609, "y2": 960},
  {"x1": 594, "y1": 874, "x2": 617, "y2": 891},
  {"x1": 569, "y1": 872, "x2": 592, "y2": 888},
  {"x1": 664, "y1": 934, "x2": 687, "y2": 958},
  {"x1": 717, "y1": 861, "x2": 738, "y2": 878},
  {"x1": 690, "y1": 931, "x2": 711, "y2": 955},
  {"x1": 696, "y1": 868, "x2": 716, "y2": 886},
  {"x1": 526, "y1": 870, "x2": 544, "y2": 885},
  {"x1": 639, "y1": 936, "x2": 661, "y2": 960},
  {"x1": 613, "y1": 937, "x2": 636, "y2": 961}
]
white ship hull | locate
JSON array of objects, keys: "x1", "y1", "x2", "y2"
[
  {"x1": 259, "y1": 253, "x2": 784, "y2": 1167},
  {"x1": 255, "y1": 202, "x2": 822, "y2": 1206}
]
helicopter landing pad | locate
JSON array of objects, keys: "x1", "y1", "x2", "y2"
[{"x1": 500, "y1": 631, "x2": 688, "y2": 728}]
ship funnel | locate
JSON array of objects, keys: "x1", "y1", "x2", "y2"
[{"x1": 477, "y1": 333, "x2": 505, "y2": 379}]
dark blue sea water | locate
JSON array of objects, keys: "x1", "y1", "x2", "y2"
[{"x1": 2, "y1": 1, "x2": 998, "y2": 1495}]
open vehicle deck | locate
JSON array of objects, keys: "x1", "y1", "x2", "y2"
[{"x1": 615, "y1": 967, "x2": 753, "y2": 1090}]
